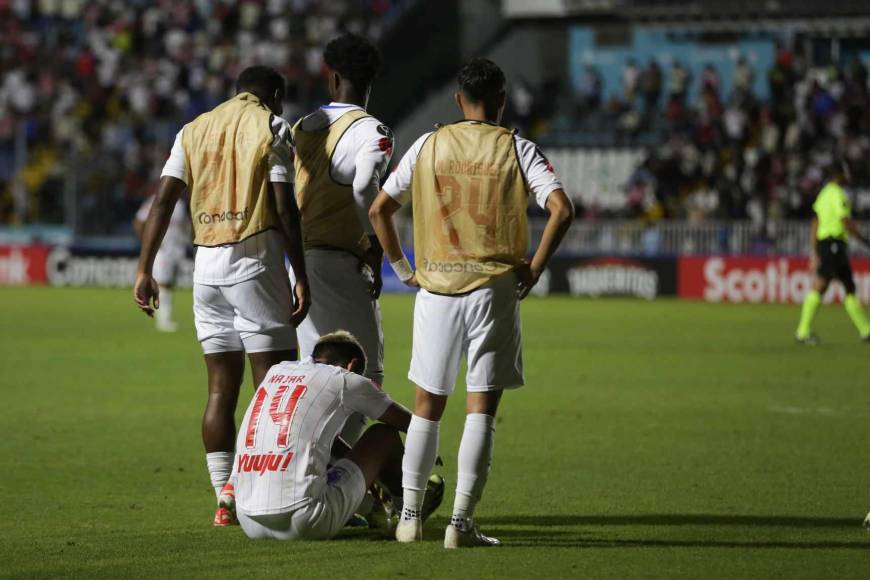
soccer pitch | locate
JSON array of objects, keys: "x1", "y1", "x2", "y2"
[{"x1": 2, "y1": 288, "x2": 869, "y2": 578}]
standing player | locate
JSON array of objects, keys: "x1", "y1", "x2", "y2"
[
  {"x1": 134, "y1": 66, "x2": 310, "y2": 525},
  {"x1": 133, "y1": 193, "x2": 189, "y2": 332},
  {"x1": 795, "y1": 161, "x2": 870, "y2": 344},
  {"x1": 291, "y1": 34, "x2": 393, "y2": 443},
  {"x1": 369, "y1": 58, "x2": 575, "y2": 547},
  {"x1": 228, "y1": 331, "x2": 443, "y2": 541}
]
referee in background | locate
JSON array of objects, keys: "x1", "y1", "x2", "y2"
[{"x1": 796, "y1": 161, "x2": 870, "y2": 344}]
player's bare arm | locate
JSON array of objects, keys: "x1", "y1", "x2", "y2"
[
  {"x1": 376, "y1": 401, "x2": 412, "y2": 432},
  {"x1": 271, "y1": 181, "x2": 311, "y2": 326},
  {"x1": 134, "y1": 175, "x2": 186, "y2": 316},
  {"x1": 517, "y1": 188, "x2": 574, "y2": 299},
  {"x1": 369, "y1": 191, "x2": 418, "y2": 287}
]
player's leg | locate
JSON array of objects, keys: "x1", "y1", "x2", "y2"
[
  {"x1": 838, "y1": 259, "x2": 870, "y2": 340},
  {"x1": 797, "y1": 243, "x2": 832, "y2": 346},
  {"x1": 231, "y1": 267, "x2": 299, "y2": 388},
  {"x1": 203, "y1": 350, "x2": 245, "y2": 495},
  {"x1": 248, "y1": 349, "x2": 298, "y2": 390},
  {"x1": 446, "y1": 273, "x2": 524, "y2": 548},
  {"x1": 194, "y1": 282, "x2": 247, "y2": 524},
  {"x1": 152, "y1": 250, "x2": 177, "y2": 332},
  {"x1": 292, "y1": 250, "x2": 385, "y2": 444},
  {"x1": 397, "y1": 289, "x2": 464, "y2": 542}
]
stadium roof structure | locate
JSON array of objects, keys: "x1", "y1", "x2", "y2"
[{"x1": 504, "y1": 0, "x2": 870, "y2": 25}]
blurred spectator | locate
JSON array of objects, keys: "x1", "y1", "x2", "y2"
[
  {"x1": 622, "y1": 58, "x2": 640, "y2": 103},
  {"x1": 0, "y1": 0, "x2": 414, "y2": 230},
  {"x1": 733, "y1": 56, "x2": 754, "y2": 96},
  {"x1": 667, "y1": 61, "x2": 691, "y2": 105},
  {"x1": 576, "y1": 63, "x2": 602, "y2": 114},
  {"x1": 641, "y1": 58, "x2": 662, "y2": 115}
]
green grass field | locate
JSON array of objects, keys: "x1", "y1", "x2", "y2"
[{"x1": 2, "y1": 288, "x2": 869, "y2": 578}]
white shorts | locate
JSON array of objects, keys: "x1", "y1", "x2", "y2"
[
  {"x1": 409, "y1": 273, "x2": 524, "y2": 396},
  {"x1": 290, "y1": 249, "x2": 384, "y2": 384},
  {"x1": 193, "y1": 268, "x2": 297, "y2": 354},
  {"x1": 153, "y1": 247, "x2": 184, "y2": 286},
  {"x1": 237, "y1": 458, "x2": 367, "y2": 541}
]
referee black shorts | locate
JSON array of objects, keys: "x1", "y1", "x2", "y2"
[{"x1": 816, "y1": 237, "x2": 856, "y2": 293}]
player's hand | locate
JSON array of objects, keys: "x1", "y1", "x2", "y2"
[
  {"x1": 133, "y1": 272, "x2": 160, "y2": 317},
  {"x1": 363, "y1": 249, "x2": 384, "y2": 300},
  {"x1": 515, "y1": 261, "x2": 541, "y2": 300},
  {"x1": 290, "y1": 278, "x2": 311, "y2": 327},
  {"x1": 403, "y1": 273, "x2": 420, "y2": 288}
]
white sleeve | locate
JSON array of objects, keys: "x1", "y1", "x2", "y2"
[
  {"x1": 352, "y1": 119, "x2": 394, "y2": 234},
  {"x1": 160, "y1": 129, "x2": 188, "y2": 185},
  {"x1": 342, "y1": 374, "x2": 392, "y2": 420},
  {"x1": 267, "y1": 115, "x2": 294, "y2": 184},
  {"x1": 514, "y1": 136, "x2": 566, "y2": 210},
  {"x1": 135, "y1": 195, "x2": 155, "y2": 222},
  {"x1": 382, "y1": 132, "x2": 433, "y2": 206}
]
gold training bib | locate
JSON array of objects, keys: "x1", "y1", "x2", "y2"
[
  {"x1": 411, "y1": 122, "x2": 529, "y2": 294},
  {"x1": 185, "y1": 92, "x2": 277, "y2": 247},
  {"x1": 292, "y1": 109, "x2": 372, "y2": 258}
]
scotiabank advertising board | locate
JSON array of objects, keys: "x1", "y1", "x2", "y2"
[{"x1": 678, "y1": 256, "x2": 870, "y2": 304}]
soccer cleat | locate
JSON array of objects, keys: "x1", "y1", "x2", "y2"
[
  {"x1": 444, "y1": 519, "x2": 501, "y2": 549},
  {"x1": 421, "y1": 474, "x2": 445, "y2": 521},
  {"x1": 795, "y1": 333, "x2": 819, "y2": 346},
  {"x1": 366, "y1": 483, "x2": 398, "y2": 534},
  {"x1": 214, "y1": 483, "x2": 238, "y2": 527},
  {"x1": 395, "y1": 516, "x2": 423, "y2": 542},
  {"x1": 213, "y1": 507, "x2": 237, "y2": 526}
]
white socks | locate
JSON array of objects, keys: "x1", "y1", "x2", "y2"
[
  {"x1": 206, "y1": 451, "x2": 234, "y2": 499},
  {"x1": 401, "y1": 415, "x2": 440, "y2": 519},
  {"x1": 156, "y1": 286, "x2": 173, "y2": 326},
  {"x1": 452, "y1": 413, "x2": 495, "y2": 526}
]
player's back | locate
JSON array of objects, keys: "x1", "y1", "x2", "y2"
[
  {"x1": 234, "y1": 358, "x2": 367, "y2": 516},
  {"x1": 410, "y1": 121, "x2": 529, "y2": 294}
]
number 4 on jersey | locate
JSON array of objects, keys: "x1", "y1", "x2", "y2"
[{"x1": 245, "y1": 384, "x2": 307, "y2": 449}]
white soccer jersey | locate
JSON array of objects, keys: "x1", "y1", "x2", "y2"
[
  {"x1": 233, "y1": 358, "x2": 392, "y2": 516},
  {"x1": 160, "y1": 117, "x2": 294, "y2": 286},
  {"x1": 297, "y1": 103, "x2": 394, "y2": 234},
  {"x1": 382, "y1": 122, "x2": 566, "y2": 211},
  {"x1": 135, "y1": 195, "x2": 189, "y2": 252}
]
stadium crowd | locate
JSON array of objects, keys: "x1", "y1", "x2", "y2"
[
  {"x1": 3, "y1": 6, "x2": 870, "y2": 230},
  {"x1": 556, "y1": 45, "x2": 870, "y2": 222},
  {"x1": 0, "y1": 0, "x2": 413, "y2": 231}
]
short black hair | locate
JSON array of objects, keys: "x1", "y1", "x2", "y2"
[
  {"x1": 236, "y1": 66, "x2": 285, "y2": 100},
  {"x1": 312, "y1": 331, "x2": 367, "y2": 375},
  {"x1": 457, "y1": 57, "x2": 506, "y2": 105},
  {"x1": 323, "y1": 33, "x2": 382, "y2": 96}
]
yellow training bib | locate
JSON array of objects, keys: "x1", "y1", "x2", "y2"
[{"x1": 411, "y1": 122, "x2": 529, "y2": 294}]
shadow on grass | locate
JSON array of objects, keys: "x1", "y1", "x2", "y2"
[
  {"x1": 477, "y1": 515, "x2": 870, "y2": 550},
  {"x1": 483, "y1": 514, "x2": 861, "y2": 528}
]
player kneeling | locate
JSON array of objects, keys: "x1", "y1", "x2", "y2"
[{"x1": 226, "y1": 331, "x2": 443, "y2": 540}]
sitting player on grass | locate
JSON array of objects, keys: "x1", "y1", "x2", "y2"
[{"x1": 220, "y1": 331, "x2": 444, "y2": 540}]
